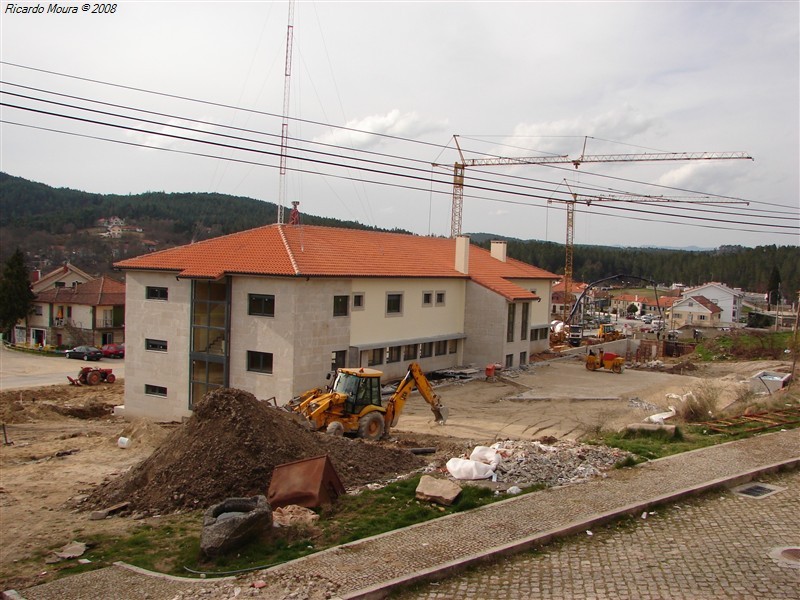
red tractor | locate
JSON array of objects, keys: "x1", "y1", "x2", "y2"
[
  {"x1": 585, "y1": 349, "x2": 625, "y2": 374},
  {"x1": 68, "y1": 367, "x2": 116, "y2": 386}
]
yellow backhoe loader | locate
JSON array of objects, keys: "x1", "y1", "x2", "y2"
[{"x1": 285, "y1": 363, "x2": 448, "y2": 440}]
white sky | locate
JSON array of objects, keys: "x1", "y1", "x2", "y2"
[{"x1": 2, "y1": 1, "x2": 798, "y2": 249}]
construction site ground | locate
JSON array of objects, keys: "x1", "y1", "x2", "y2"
[{"x1": 0, "y1": 353, "x2": 796, "y2": 595}]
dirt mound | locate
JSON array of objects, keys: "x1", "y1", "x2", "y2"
[{"x1": 87, "y1": 388, "x2": 425, "y2": 513}]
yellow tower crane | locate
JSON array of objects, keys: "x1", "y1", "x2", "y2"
[{"x1": 434, "y1": 135, "x2": 753, "y2": 321}]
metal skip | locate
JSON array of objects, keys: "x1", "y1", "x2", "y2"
[{"x1": 267, "y1": 455, "x2": 345, "y2": 509}]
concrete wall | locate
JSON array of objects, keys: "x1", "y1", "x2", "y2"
[
  {"x1": 463, "y1": 283, "x2": 506, "y2": 367},
  {"x1": 123, "y1": 272, "x2": 192, "y2": 421}
]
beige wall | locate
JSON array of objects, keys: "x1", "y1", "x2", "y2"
[
  {"x1": 228, "y1": 276, "x2": 352, "y2": 401},
  {"x1": 349, "y1": 278, "x2": 466, "y2": 345},
  {"x1": 123, "y1": 272, "x2": 192, "y2": 421}
]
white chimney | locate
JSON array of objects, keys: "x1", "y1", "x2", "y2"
[
  {"x1": 455, "y1": 235, "x2": 470, "y2": 274},
  {"x1": 490, "y1": 240, "x2": 507, "y2": 262}
]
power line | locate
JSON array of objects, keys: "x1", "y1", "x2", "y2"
[{"x1": 4, "y1": 118, "x2": 796, "y2": 238}]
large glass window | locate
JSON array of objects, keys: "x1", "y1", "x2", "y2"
[
  {"x1": 403, "y1": 344, "x2": 418, "y2": 360},
  {"x1": 331, "y1": 350, "x2": 347, "y2": 370},
  {"x1": 248, "y1": 294, "x2": 274, "y2": 317},
  {"x1": 420, "y1": 342, "x2": 433, "y2": 358},
  {"x1": 521, "y1": 302, "x2": 529, "y2": 340},
  {"x1": 387, "y1": 346, "x2": 402, "y2": 363},
  {"x1": 190, "y1": 280, "x2": 229, "y2": 409},
  {"x1": 368, "y1": 348, "x2": 384, "y2": 366},
  {"x1": 507, "y1": 303, "x2": 515, "y2": 343},
  {"x1": 435, "y1": 340, "x2": 448, "y2": 356}
]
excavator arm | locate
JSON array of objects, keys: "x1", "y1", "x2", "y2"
[{"x1": 384, "y1": 363, "x2": 448, "y2": 429}]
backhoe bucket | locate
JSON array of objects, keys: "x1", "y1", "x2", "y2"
[{"x1": 432, "y1": 404, "x2": 448, "y2": 425}]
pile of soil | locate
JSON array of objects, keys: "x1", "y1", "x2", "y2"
[{"x1": 87, "y1": 388, "x2": 426, "y2": 513}]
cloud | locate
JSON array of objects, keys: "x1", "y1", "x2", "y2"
[
  {"x1": 313, "y1": 110, "x2": 448, "y2": 149},
  {"x1": 507, "y1": 105, "x2": 661, "y2": 156}
]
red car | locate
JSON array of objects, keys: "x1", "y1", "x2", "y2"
[{"x1": 101, "y1": 343, "x2": 125, "y2": 358}]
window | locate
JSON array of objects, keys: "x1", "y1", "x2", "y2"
[
  {"x1": 435, "y1": 340, "x2": 448, "y2": 356},
  {"x1": 368, "y1": 348, "x2": 384, "y2": 366},
  {"x1": 435, "y1": 291, "x2": 446, "y2": 306},
  {"x1": 34, "y1": 305, "x2": 43, "y2": 316},
  {"x1": 387, "y1": 346, "x2": 402, "y2": 363},
  {"x1": 352, "y1": 293, "x2": 365, "y2": 311},
  {"x1": 403, "y1": 344, "x2": 418, "y2": 360},
  {"x1": 67, "y1": 306, "x2": 73, "y2": 318},
  {"x1": 422, "y1": 291, "x2": 433, "y2": 307},
  {"x1": 520, "y1": 351, "x2": 527, "y2": 365},
  {"x1": 333, "y1": 295, "x2": 349, "y2": 317},
  {"x1": 507, "y1": 303, "x2": 515, "y2": 343},
  {"x1": 505, "y1": 354, "x2": 514, "y2": 368},
  {"x1": 247, "y1": 351, "x2": 273, "y2": 374},
  {"x1": 331, "y1": 350, "x2": 347, "y2": 371},
  {"x1": 386, "y1": 293, "x2": 403, "y2": 315},
  {"x1": 448, "y1": 339, "x2": 458, "y2": 354},
  {"x1": 698, "y1": 315, "x2": 707, "y2": 321},
  {"x1": 420, "y1": 342, "x2": 433, "y2": 358},
  {"x1": 521, "y1": 302, "x2": 529, "y2": 340},
  {"x1": 146, "y1": 286, "x2": 168, "y2": 301},
  {"x1": 146, "y1": 338, "x2": 168, "y2": 352},
  {"x1": 248, "y1": 294, "x2": 274, "y2": 317},
  {"x1": 145, "y1": 384, "x2": 167, "y2": 397},
  {"x1": 532, "y1": 327, "x2": 548, "y2": 341},
  {"x1": 54, "y1": 281, "x2": 65, "y2": 288}
]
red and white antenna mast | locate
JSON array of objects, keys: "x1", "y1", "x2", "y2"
[{"x1": 277, "y1": 0, "x2": 295, "y2": 225}]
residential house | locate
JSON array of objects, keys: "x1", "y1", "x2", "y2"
[
  {"x1": 667, "y1": 295, "x2": 722, "y2": 329},
  {"x1": 114, "y1": 225, "x2": 558, "y2": 421},
  {"x1": 550, "y1": 280, "x2": 588, "y2": 319},
  {"x1": 680, "y1": 283, "x2": 743, "y2": 326},
  {"x1": 21, "y1": 277, "x2": 126, "y2": 348},
  {"x1": 609, "y1": 293, "x2": 677, "y2": 317},
  {"x1": 29, "y1": 262, "x2": 93, "y2": 294}
]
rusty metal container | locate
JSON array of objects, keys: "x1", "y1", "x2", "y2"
[{"x1": 267, "y1": 454, "x2": 345, "y2": 509}]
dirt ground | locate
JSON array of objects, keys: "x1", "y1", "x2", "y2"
[{"x1": 0, "y1": 356, "x2": 792, "y2": 590}]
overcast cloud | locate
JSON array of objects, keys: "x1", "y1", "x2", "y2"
[{"x1": 1, "y1": 1, "x2": 797, "y2": 249}]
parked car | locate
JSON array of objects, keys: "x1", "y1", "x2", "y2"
[
  {"x1": 101, "y1": 343, "x2": 125, "y2": 358},
  {"x1": 65, "y1": 345, "x2": 103, "y2": 361},
  {"x1": 641, "y1": 315, "x2": 654, "y2": 324}
]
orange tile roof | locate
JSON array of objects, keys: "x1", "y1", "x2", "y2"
[
  {"x1": 114, "y1": 225, "x2": 558, "y2": 301},
  {"x1": 35, "y1": 277, "x2": 126, "y2": 306}
]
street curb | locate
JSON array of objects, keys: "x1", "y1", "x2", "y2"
[{"x1": 342, "y1": 457, "x2": 799, "y2": 600}]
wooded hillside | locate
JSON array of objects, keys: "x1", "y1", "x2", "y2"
[{"x1": 1, "y1": 173, "x2": 797, "y2": 297}]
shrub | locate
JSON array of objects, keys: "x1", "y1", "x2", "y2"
[{"x1": 677, "y1": 382, "x2": 720, "y2": 422}]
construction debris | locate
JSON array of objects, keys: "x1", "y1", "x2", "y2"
[
  {"x1": 415, "y1": 475, "x2": 462, "y2": 506},
  {"x1": 86, "y1": 388, "x2": 425, "y2": 514}
]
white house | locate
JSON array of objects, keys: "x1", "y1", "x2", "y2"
[
  {"x1": 667, "y1": 295, "x2": 722, "y2": 329},
  {"x1": 114, "y1": 225, "x2": 558, "y2": 421},
  {"x1": 681, "y1": 282, "x2": 743, "y2": 326}
]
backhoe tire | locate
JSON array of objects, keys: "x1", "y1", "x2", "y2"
[
  {"x1": 585, "y1": 359, "x2": 597, "y2": 371},
  {"x1": 326, "y1": 421, "x2": 344, "y2": 436},
  {"x1": 612, "y1": 362, "x2": 624, "y2": 374},
  {"x1": 86, "y1": 371, "x2": 102, "y2": 386},
  {"x1": 358, "y1": 412, "x2": 385, "y2": 441},
  {"x1": 106, "y1": 373, "x2": 116, "y2": 383}
]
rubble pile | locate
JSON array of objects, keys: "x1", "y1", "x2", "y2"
[
  {"x1": 490, "y1": 439, "x2": 632, "y2": 488},
  {"x1": 87, "y1": 388, "x2": 424, "y2": 514}
]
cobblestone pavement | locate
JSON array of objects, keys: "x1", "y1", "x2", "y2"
[
  {"x1": 11, "y1": 428, "x2": 800, "y2": 600},
  {"x1": 392, "y1": 469, "x2": 800, "y2": 600}
]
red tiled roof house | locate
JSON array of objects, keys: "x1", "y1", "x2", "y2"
[{"x1": 114, "y1": 225, "x2": 558, "y2": 421}]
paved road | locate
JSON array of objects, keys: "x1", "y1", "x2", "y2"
[
  {"x1": 0, "y1": 345, "x2": 125, "y2": 391},
  {"x1": 393, "y1": 469, "x2": 800, "y2": 599}
]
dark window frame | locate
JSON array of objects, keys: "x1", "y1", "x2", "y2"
[
  {"x1": 333, "y1": 295, "x2": 349, "y2": 317},
  {"x1": 248, "y1": 293, "x2": 275, "y2": 317},
  {"x1": 386, "y1": 292, "x2": 403, "y2": 316},
  {"x1": 247, "y1": 350, "x2": 274, "y2": 374},
  {"x1": 145, "y1": 384, "x2": 167, "y2": 397},
  {"x1": 146, "y1": 286, "x2": 168, "y2": 301},
  {"x1": 145, "y1": 338, "x2": 168, "y2": 352}
]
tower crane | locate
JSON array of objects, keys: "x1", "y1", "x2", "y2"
[{"x1": 433, "y1": 135, "x2": 753, "y2": 321}]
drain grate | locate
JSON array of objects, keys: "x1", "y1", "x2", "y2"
[{"x1": 731, "y1": 482, "x2": 785, "y2": 499}]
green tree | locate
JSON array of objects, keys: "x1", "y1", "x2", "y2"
[
  {"x1": 766, "y1": 266, "x2": 781, "y2": 310},
  {"x1": 0, "y1": 248, "x2": 35, "y2": 338}
]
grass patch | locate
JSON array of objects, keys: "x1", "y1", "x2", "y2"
[
  {"x1": 599, "y1": 426, "x2": 719, "y2": 460},
  {"x1": 22, "y1": 475, "x2": 536, "y2": 583}
]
